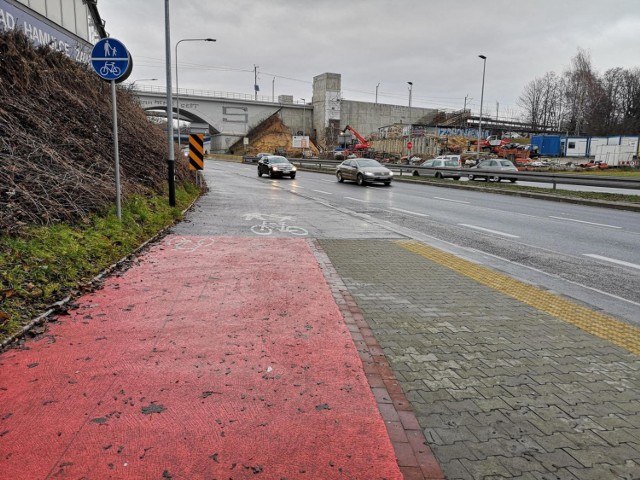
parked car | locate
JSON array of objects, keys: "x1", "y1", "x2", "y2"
[
  {"x1": 257, "y1": 155, "x2": 297, "y2": 178},
  {"x1": 412, "y1": 155, "x2": 462, "y2": 180},
  {"x1": 336, "y1": 158, "x2": 393, "y2": 186},
  {"x1": 467, "y1": 159, "x2": 518, "y2": 182}
]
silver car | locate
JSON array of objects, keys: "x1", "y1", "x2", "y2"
[
  {"x1": 412, "y1": 156, "x2": 462, "y2": 180},
  {"x1": 467, "y1": 159, "x2": 518, "y2": 183},
  {"x1": 336, "y1": 158, "x2": 393, "y2": 186}
]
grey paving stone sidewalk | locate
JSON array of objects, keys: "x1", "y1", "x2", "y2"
[{"x1": 319, "y1": 239, "x2": 640, "y2": 480}]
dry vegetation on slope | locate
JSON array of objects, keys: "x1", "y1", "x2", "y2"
[{"x1": 0, "y1": 31, "x2": 194, "y2": 233}]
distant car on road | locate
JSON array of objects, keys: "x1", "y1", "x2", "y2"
[
  {"x1": 336, "y1": 158, "x2": 393, "y2": 186},
  {"x1": 257, "y1": 155, "x2": 297, "y2": 179},
  {"x1": 412, "y1": 155, "x2": 462, "y2": 180},
  {"x1": 467, "y1": 159, "x2": 518, "y2": 182}
]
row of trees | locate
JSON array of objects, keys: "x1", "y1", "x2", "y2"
[{"x1": 518, "y1": 49, "x2": 640, "y2": 136}]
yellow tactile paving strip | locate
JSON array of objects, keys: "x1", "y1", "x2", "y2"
[{"x1": 397, "y1": 240, "x2": 640, "y2": 356}]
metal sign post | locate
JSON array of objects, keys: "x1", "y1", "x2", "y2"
[
  {"x1": 110, "y1": 80, "x2": 121, "y2": 220},
  {"x1": 90, "y1": 38, "x2": 132, "y2": 220}
]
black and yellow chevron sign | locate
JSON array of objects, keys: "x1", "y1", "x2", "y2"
[{"x1": 188, "y1": 134, "x2": 204, "y2": 171}]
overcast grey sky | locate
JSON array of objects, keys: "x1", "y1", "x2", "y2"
[{"x1": 98, "y1": 0, "x2": 640, "y2": 120}]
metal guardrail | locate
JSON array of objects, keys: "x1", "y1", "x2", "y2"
[
  {"x1": 279, "y1": 158, "x2": 640, "y2": 191},
  {"x1": 240, "y1": 156, "x2": 640, "y2": 190}
]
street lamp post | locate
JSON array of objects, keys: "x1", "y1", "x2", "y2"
[
  {"x1": 175, "y1": 38, "x2": 216, "y2": 149},
  {"x1": 375, "y1": 82, "x2": 380, "y2": 104},
  {"x1": 477, "y1": 54, "x2": 487, "y2": 162},
  {"x1": 164, "y1": 0, "x2": 175, "y2": 206},
  {"x1": 300, "y1": 98, "x2": 306, "y2": 136},
  {"x1": 300, "y1": 98, "x2": 307, "y2": 155},
  {"x1": 407, "y1": 81, "x2": 413, "y2": 158}
]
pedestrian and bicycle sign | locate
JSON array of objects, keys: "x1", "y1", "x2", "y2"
[
  {"x1": 91, "y1": 38, "x2": 132, "y2": 83},
  {"x1": 90, "y1": 37, "x2": 134, "y2": 222}
]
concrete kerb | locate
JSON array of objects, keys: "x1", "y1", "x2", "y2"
[{"x1": 309, "y1": 238, "x2": 445, "y2": 480}]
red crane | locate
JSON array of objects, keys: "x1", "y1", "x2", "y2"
[{"x1": 343, "y1": 125, "x2": 371, "y2": 150}]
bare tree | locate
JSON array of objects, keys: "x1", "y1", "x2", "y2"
[
  {"x1": 518, "y1": 72, "x2": 563, "y2": 131},
  {"x1": 519, "y1": 49, "x2": 640, "y2": 135}
]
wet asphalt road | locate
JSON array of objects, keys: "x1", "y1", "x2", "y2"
[{"x1": 178, "y1": 159, "x2": 640, "y2": 326}]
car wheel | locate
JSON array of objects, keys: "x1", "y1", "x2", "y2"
[
  {"x1": 258, "y1": 168, "x2": 263, "y2": 177},
  {"x1": 412, "y1": 170, "x2": 419, "y2": 176},
  {"x1": 435, "y1": 172, "x2": 443, "y2": 179},
  {"x1": 453, "y1": 177, "x2": 460, "y2": 181},
  {"x1": 510, "y1": 179, "x2": 517, "y2": 183},
  {"x1": 269, "y1": 170, "x2": 275, "y2": 179},
  {"x1": 384, "y1": 181, "x2": 391, "y2": 186},
  {"x1": 337, "y1": 171, "x2": 344, "y2": 183},
  {"x1": 490, "y1": 176, "x2": 501, "y2": 182},
  {"x1": 468, "y1": 174, "x2": 475, "y2": 181},
  {"x1": 356, "y1": 173, "x2": 365, "y2": 186},
  {"x1": 290, "y1": 173, "x2": 296, "y2": 179}
]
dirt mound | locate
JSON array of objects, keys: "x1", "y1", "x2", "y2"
[
  {"x1": 229, "y1": 111, "x2": 319, "y2": 157},
  {"x1": 0, "y1": 31, "x2": 195, "y2": 233}
]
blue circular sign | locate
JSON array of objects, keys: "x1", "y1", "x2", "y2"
[{"x1": 91, "y1": 38, "x2": 130, "y2": 81}]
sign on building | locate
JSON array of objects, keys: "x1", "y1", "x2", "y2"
[{"x1": 292, "y1": 136, "x2": 309, "y2": 149}]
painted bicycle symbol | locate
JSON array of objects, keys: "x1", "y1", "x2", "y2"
[
  {"x1": 99, "y1": 61, "x2": 121, "y2": 76},
  {"x1": 244, "y1": 213, "x2": 308, "y2": 236},
  {"x1": 165, "y1": 236, "x2": 215, "y2": 252}
]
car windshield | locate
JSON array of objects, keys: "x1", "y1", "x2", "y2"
[
  {"x1": 499, "y1": 160, "x2": 514, "y2": 167},
  {"x1": 269, "y1": 157, "x2": 289, "y2": 164},
  {"x1": 444, "y1": 160, "x2": 459, "y2": 167},
  {"x1": 356, "y1": 159, "x2": 382, "y2": 168}
]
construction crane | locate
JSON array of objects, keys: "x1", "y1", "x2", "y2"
[{"x1": 342, "y1": 125, "x2": 371, "y2": 151}]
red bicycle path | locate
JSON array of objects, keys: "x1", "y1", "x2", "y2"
[{"x1": 1, "y1": 235, "x2": 409, "y2": 479}]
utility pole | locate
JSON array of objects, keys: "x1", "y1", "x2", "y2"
[
  {"x1": 375, "y1": 82, "x2": 380, "y2": 105},
  {"x1": 254, "y1": 64, "x2": 259, "y2": 101},
  {"x1": 496, "y1": 101, "x2": 500, "y2": 121},
  {"x1": 164, "y1": 0, "x2": 176, "y2": 207},
  {"x1": 272, "y1": 76, "x2": 275, "y2": 102}
]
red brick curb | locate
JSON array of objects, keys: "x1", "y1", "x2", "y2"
[{"x1": 309, "y1": 240, "x2": 444, "y2": 480}]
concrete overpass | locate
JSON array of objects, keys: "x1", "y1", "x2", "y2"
[
  {"x1": 132, "y1": 73, "x2": 440, "y2": 153},
  {"x1": 133, "y1": 86, "x2": 312, "y2": 152}
]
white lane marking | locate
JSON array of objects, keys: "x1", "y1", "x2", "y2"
[
  {"x1": 459, "y1": 224, "x2": 520, "y2": 238},
  {"x1": 320, "y1": 179, "x2": 335, "y2": 183},
  {"x1": 344, "y1": 196, "x2": 368, "y2": 203},
  {"x1": 312, "y1": 189, "x2": 333, "y2": 195},
  {"x1": 549, "y1": 216, "x2": 622, "y2": 229},
  {"x1": 389, "y1": 207, "x2": 430, "y2": 218},
  {"x1": 290, "y1": 185, "x2": 304, "y2": 189},
  {"x1": 584, "y1": 254, "x2": 640, "y2": 270},
  {"x1": 433, "y1": 196, "x2": 471, "y2": 205}
]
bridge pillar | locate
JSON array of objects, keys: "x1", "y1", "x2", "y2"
[{"x1": 312, "y1": 73, "x2": 342, "y2": 150}]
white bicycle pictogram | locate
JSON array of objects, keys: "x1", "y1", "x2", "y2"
[
  {"x1": 244, "y1": 213, "x2": 308, "y2": 236},
  {"x1": 99, "y1": 61, "x2": 121, "y2": 76},
  {"x1": 165, "y1": 236, "x2": 215, "y2": 252}
]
